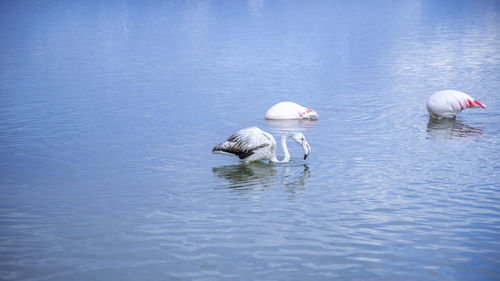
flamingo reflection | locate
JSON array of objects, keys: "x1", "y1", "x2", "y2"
[
  {"x1": 212, "y1": 162, "x2": 311, "y2": 192},
  {"x1": 426, "y1": 118, "x2": 483, "y2": 142}
]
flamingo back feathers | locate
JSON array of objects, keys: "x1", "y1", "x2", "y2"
[
  {"x1": 212, "y1": 127, "x2": 273, "y2": 159},
  {"x1": 265, "y1": 102, "x2": 319, "y2": 120},
  {"x1": 427, "y1": 90, "x2": 486, "y2": 118}
]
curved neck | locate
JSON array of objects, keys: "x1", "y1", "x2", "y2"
[{"x1": 271, "y1": 133, "x2": 292, "y2": 163}]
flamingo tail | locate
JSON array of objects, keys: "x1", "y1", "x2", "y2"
[{"x1": 472, "y1": 100, "x2": 486, "y2": 109}]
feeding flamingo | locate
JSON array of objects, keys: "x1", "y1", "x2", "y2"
[
  {"x1": 265, "y1": 102, "x2": 319, "y2": 120},
  {"x1": 212, "y1": 126, "x2": 311, "y2": 163},
  {"x1": 427, "y1": 90, "x2": 485, "y2": 119}
]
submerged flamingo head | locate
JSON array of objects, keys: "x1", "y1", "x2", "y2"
[{"x1": 300, "y1": 108, "x2": 319, "y2": 120}]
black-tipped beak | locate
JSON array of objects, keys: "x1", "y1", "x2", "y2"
[{"x1": 302, "y1": 143, "x2": 311, "y2": 160}]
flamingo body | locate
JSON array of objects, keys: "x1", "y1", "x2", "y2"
[
  {"x1": 212, "y1": 127, "x2": 311, "y2": 163},
  {"x1": 265, "y1": 102, "x2": 318, "y2": 120},
  {"x1": 427, "y1": 90, "x2": 485, "y2": 119}
]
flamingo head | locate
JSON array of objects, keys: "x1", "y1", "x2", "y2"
[{"x1": 291, "y1": 133, "x2": 311, "y2": 160}]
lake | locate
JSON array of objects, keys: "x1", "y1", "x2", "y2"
[{"x1": 1, "y1": 0, "x2": 499, "y2": 280}]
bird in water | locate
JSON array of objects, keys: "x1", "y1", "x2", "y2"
[
  {"x1": 212, "y1": 126, "x2": 311, "y2": 163},
  {"x1": 427, "y1": 90, "x2": 486, "y2": 119},
  {"x1": 265, "y1": 101, "x2": 319, "y2": 120}
]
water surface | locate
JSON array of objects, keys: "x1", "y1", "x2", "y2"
[{"x1": 1, "y1": 0, "x2": 500, "y2": 280}]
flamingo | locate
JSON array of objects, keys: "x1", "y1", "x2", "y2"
[
  {"x1": 427, "y1": 90, "x2": 486, "y2": 119},
  {"x1": 265, "y1": 102, "x2": 319, "y2": 120},
  {"x1": 212, "y1": 126, "x2": 311, "y2": 163}
]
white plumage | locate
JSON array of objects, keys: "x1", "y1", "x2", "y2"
[
  {"x1": 427, "y1": 90, "x2": 485, "y2": 119},
  {"x1": 265, "y1": 102, "x2": 319, "y2": 120},
  {"x1": 212, "y1": 127, "x2": 311, "y2": 163}
]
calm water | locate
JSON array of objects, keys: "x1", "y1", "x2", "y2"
[{"x1": 1, "y1": 0, "x2": 500, "y2": 280}]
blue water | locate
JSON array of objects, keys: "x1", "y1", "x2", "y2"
[{"x1": 1, "y1": 0, "x2": 500, "y2": 280}]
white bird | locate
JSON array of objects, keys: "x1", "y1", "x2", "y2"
[
  {"x1": 265, "y1": 102, "x2": 319, "y2": 120},
  {"x1": 427, "y1": 90, "x2": 486, "y2": 119},
  {"x1": 212, "y1": 127, "x2": 311, "y2": 163}
]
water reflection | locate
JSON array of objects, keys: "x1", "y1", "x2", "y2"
[
  {"x1": 212, "y1": 162, "x2": 311, "y2": 192},
  {"x1": 265, "y1": 119, "x2": 318, "y2": 133},
  {"x1": 426, "y1": 118, "x2": 483, "y2": 142},
  {"x1": 280, "y1": 163, "x2": 311, "y2": 190}
]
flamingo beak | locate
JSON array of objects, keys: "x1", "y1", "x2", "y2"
[{"x1": 303, "y1": 142, "x2": 311, "y2": 160}]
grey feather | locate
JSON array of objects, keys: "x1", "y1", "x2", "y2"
[{"x1": 212, "y1": 127, "x2": 271, "y2": 159}]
